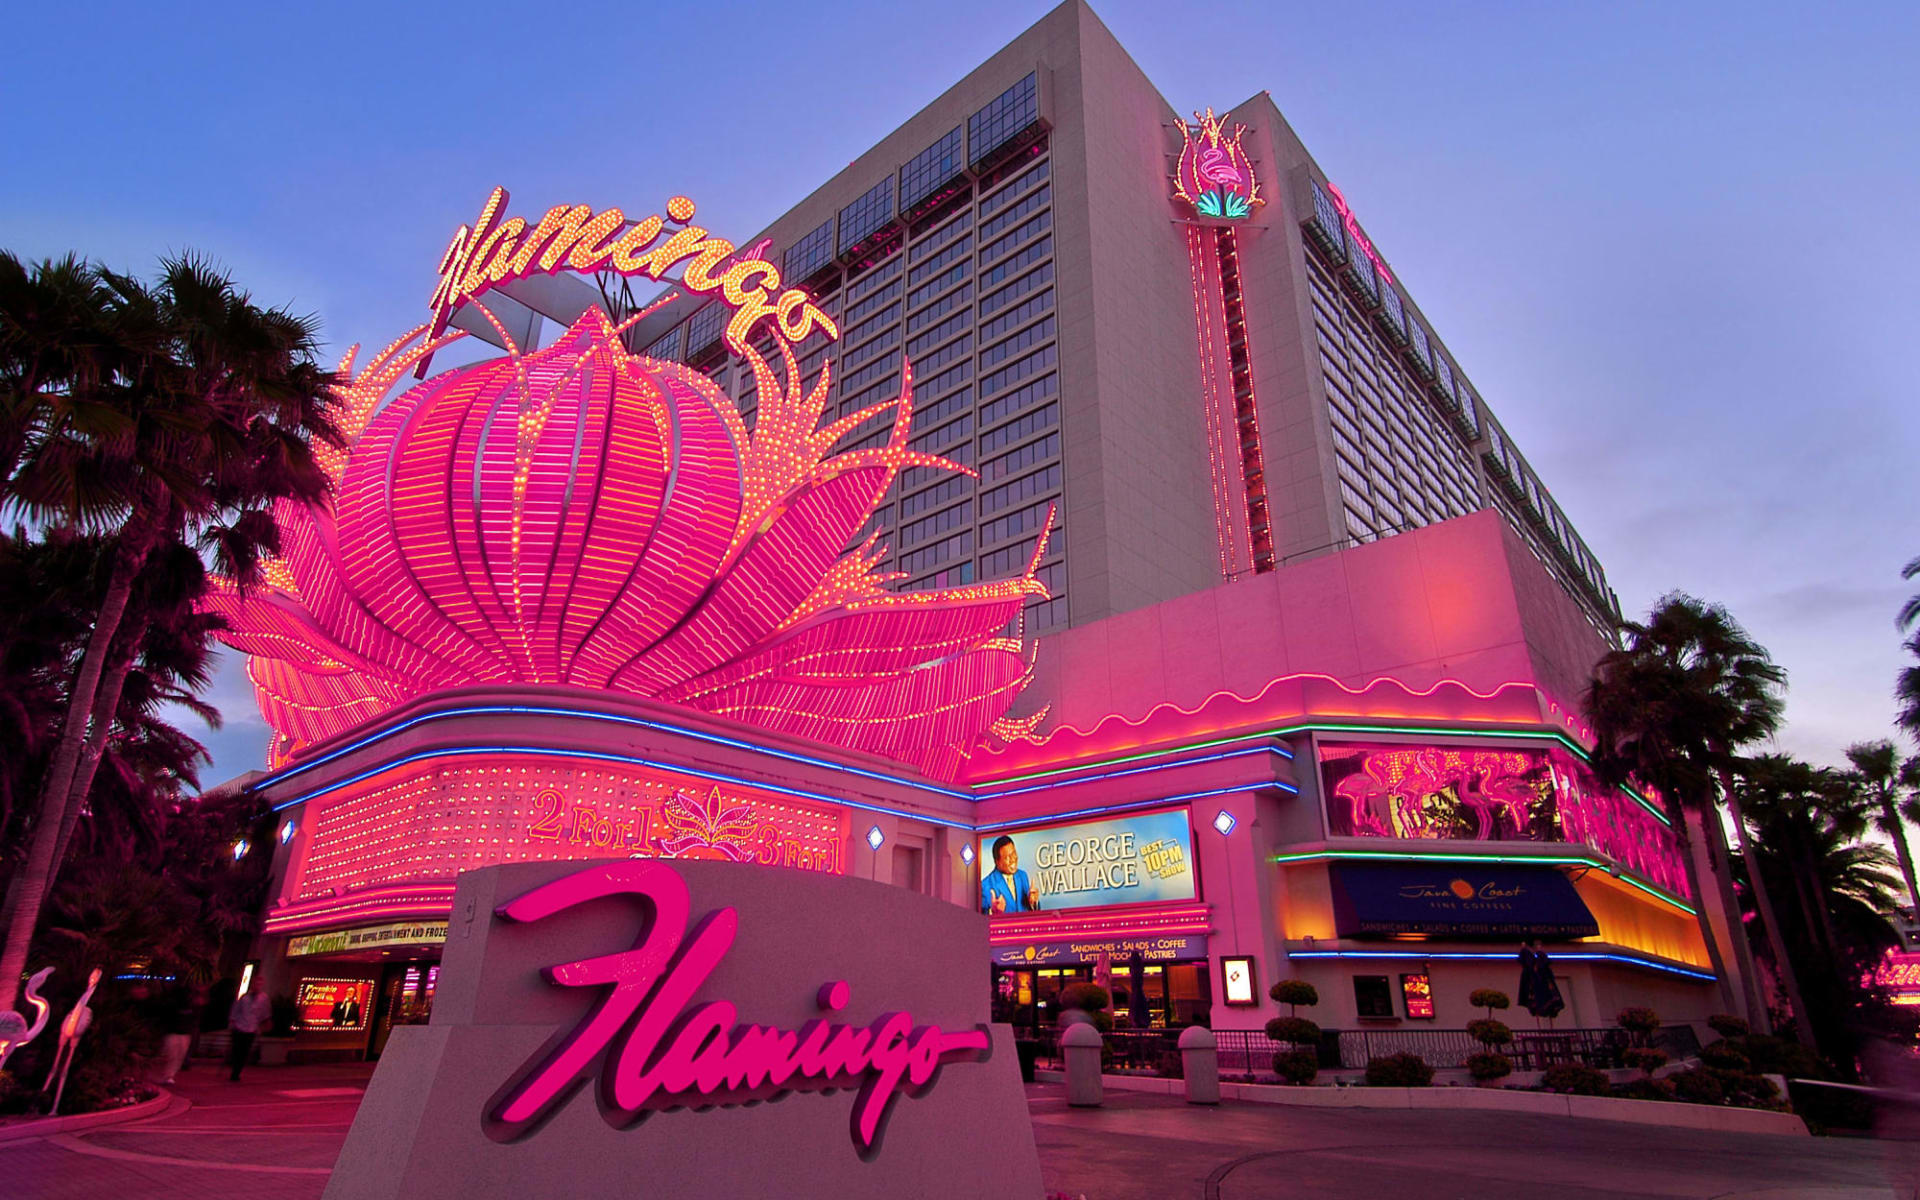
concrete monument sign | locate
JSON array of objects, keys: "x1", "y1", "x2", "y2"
[{"x1": 325, "y1": 859, "x2": 1041, "y2": 1199}]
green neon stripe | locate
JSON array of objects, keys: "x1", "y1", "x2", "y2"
[{"x1": 1268, "y1": 848, "x2": 1698, "y2": 916}]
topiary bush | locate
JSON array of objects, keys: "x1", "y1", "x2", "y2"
[
  {"x1": 1699, "y1": 1041, "x2": 1751, "y2": 1072},
  {"x1": 1706, "y1": 1013, "x2": 1750, "y2": 1039},
  {"x1": 1623, "y1": 1047, "x2": 1670, "y2": 1076},
  {"x1": 1616, "y1": 1006, "x2": 1661, "y2": 1035},
  {"x1": 1668, "y1": 1068, "x2": 1725, "y2": 1106},
  {"x1": 1466, "y1": 1018, "x2": 1513, "y2": 1047},
  {"x1": 1157, "y1": 1048, "x2": 1185, "y2": 1079},
  {"x1": 1467, "y1": 1052, "x2": 1513, "y2": 1083},
  {"x1": 1365, "y1": 1052, "x2": 1434, "y2": 1087},
  {"x1": 1540, "y1": 1063, "x2": 1610, "y2": 1096},
  {"x1": 1058, "y1": 983, "x2": 1111, "y2": 1014},
  {"x1": 1272, "y1": 1048, "x2": 1319, "y2": 1085},
  {"x1": 1614, "y1": 1076, "x2": 1675, "y2": 1102},
  {"x1": 1265, "y1": 1016, "x2": 1322, "y2": 1047},
  {"x1": 1269, "y1": 980, "x2": 1319, "y2": 1011},
  {"x1": 1738, "y1": 1034, "x2": 1828, "y2": 1080},
  {"x1": 1469, "y1": 988, "x2": 1511, "y2": 1015}
]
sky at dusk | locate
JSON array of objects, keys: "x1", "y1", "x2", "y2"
[{"x1": 5, "y1": 0, "x2": 1916, "y2": 786}]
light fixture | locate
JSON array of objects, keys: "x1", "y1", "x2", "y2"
[
  {"x1": 1212, "y1": 809, "x2": 1237, "y2": 837},
  {"x1": 961, "y1": 843, "x2": 975, "y2": 865},
  {"x1": 279, "y1": 819, "x2": 296, "y2": 845},
  {"x1": 232, "y1": 839, "x2": 251, "y2": 861},
  {"x1": 866, "y1": 825, "x2": 885, "y2": 852}
]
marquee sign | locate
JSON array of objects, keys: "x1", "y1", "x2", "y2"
[
  {"x1": 426, "y1": 187, "x2": 838, "y2": 362},
  {"x1": 1173, "y1": 108, "x2": 1263, "y2": 221},
  {"x1": 323, "y1": 859, "x2": 1041, "y2": 1200}
]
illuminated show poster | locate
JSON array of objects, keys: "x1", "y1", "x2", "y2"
[
  {"x1": 977, "y1": 809, "x2": 1196, "y2": 915},
  {"x1": 1400, "y1": 972, "x2": 1435, "y2": 1019},
  {"x1": 296, "y1": 978, "x2": 374, "y2": 1031}
]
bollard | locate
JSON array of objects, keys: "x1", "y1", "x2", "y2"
[
  {"x1": 1062, "y1": 1022, "x2": 1104, "y2": 1107},
  {"x1": 1178, "y1": 1025, "x2": 1220, "y2": 1104}
]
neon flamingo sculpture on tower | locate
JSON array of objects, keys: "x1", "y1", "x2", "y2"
[{"x1": 0, "y1": 967, "x2": 54, "y2": 1072}]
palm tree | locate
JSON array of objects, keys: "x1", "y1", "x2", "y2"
[
  {"x1": 1585, "y1": 639, "x2": 1746, "y2": 1021},
  {"x1": 1898, "y1": 556, "x2": 1920, "y2": 740},
  {"x1": 1585, "y1": 593, "x2": 1812, "y2": 1042},
  {"x1": 1846, "y1": 741, "x2": 1920, "y2": 921},
  {"x1": 0, "y1": 252, "x2": 337, "y2": 1011}
]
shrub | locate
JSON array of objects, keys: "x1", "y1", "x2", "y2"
[
  {"x1": 1614, "y1": 1076, "x2": 1675, "y2": 1102},
  {"x1": 1157, "y1": 1049, "x2": 1185, "y2": 1079},
  {"x1": 1469, "y1": 988, "x2": 1511, "y2": 1015},
  {"x1": 1058, "y1": 983, "x2": 1111, "y2": 1013},
  {"x1": 1467, "y1": 1052, "x2": 1513, "y2": 1082},
  {"x1": 1466, "y1": 1018, "x2": 1513, "y2": 1047},
  {"x1": 1698, "y1": 1041, "x2": 1751, "y2": 1072},
  {"x1": 1264, "y1": 1016, "x2": 1321, "y2": 1047},
  {"x1": 1269, "y1": 980, "x2": 1320, "y2": 1011},
  {"x1": 1706, "y1": 1014, "x2": 1750, "y2": 1039},
  {"x1": 1365, "y1": 1052, "x2": 1434, "y2": 1087},
  {"x1": 1273, "y1": 1048, "x2": 1319, "y2": 1085},
  {"x1": 1739, "y1": 1035, "x2": 1827, "y2": 1080},
  {"x1": 1540, "y1": 1063, "x2": 1610, "y2": 1096},
  {"x1": 1616, "y1": 1006, "x2": 1661, "y2": 1034},
  {"x1": 1669, "y1": 1068, "x2": 1725, "y2": 1106},
  {"x1": 1623, "y1": 1047, "x2": 1670, "y2": 1076},
  {"x1": 1714, "y1": 1068, "x2": 1780, "y2": 1108}
]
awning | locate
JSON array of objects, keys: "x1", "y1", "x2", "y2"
[{"x1": 1327, "y1": 862, "x2": 1598, "y2": 940}]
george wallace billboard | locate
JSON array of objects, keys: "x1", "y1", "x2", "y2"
[{"x1": 977, "y1": 809, "x2": 1197, "y2": 916}]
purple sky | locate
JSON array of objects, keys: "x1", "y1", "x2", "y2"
[{"x1": 6, "y1": 1, "x2": 1916, "y2": 785}]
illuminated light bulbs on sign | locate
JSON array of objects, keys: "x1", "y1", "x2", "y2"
[
  {"x1": 1173, "y1": 108, "x2": 1263, "y2": 221},
  {"x1": 425, "y1": 187, "x2": 839, "y2": 365}
]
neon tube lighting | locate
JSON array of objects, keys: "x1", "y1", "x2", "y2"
[
  {"x1": 257, "y1": 702, "x2": 971, "y2": 800},
  {"x1": 975, "y1": 745, "x2": 1290, "y2": 798},
  {"x1": 1286, "y1": 949, "x2": 1714, "y2": 983},
  {"x1": 974, "y1": 782, "x2": 1284, "y2": 833},
  {"x1": 1270, "y1": 848, "x2": 1696, "y2": 915}
]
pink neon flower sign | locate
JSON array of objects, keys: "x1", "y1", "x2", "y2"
[
  {"x1": 202, "y1": 309, "x2": 1051, "y2": 776},
  {"x1": 1173, "y1": 108, "x2": 1263, "y2": 221}
]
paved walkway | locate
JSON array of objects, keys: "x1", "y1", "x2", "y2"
[{"x1": 5, "y1": 1066, "x2": 1918, "y2": 1198}]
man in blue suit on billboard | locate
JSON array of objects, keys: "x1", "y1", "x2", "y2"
[{"x1": 981, "y1": 835, "x2": 1041, "y2": 914}]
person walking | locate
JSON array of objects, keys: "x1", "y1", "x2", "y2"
[
  {"x1": 152, "y1": 986, "x2": 197, "y2": 1084},
  {"x1": 227, "y1": 983, "x2": 272, "y2": 1081}
]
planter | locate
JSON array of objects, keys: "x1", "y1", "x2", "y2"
[{"x1": 256, "y1": 1036, "x2": 295, "y2": 1066}]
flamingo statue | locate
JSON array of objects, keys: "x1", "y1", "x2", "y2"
[
  {"x1": 43, "y1": 966, "x2": 102, "y2": 1115},
  {"x1": 0, "y1": 967, "x2": 55, "y2": 1072}
]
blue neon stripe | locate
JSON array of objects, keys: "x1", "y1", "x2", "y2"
[
  {"x1": 268, "y1": 744, "x2": 975, "y2": 830},
  {"x1": 974, "y1": 746, "x2": 1287, "y2": 798},
  {"x1": 1286, "y1": 948, "x2": 1714, "y2": 983}
]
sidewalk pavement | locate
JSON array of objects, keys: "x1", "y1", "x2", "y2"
[{"x1": 6, "y1": 1065, "x2": 1918, "y2": 1199}]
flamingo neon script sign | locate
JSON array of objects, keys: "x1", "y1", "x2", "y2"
[
  {"x1": 486, "y1": 862, "x2": 990, "y2": 1155},
  {"x1": 424, "y1": 188, "x2": 840, "y2": 373}
]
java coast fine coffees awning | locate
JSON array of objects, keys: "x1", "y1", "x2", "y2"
[{"x1": 1328, "y1": 862, "x2": 1599, "y2": 939}]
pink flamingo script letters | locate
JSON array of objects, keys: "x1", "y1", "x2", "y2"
[{"x1": 487, "y1": 862, "x2": 989, "y2": 1155}]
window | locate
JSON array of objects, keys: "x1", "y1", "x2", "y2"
[
  {"x1": 899, "y1": 126, "x2": 965, "y2": 212},
  {"x1": 908, "y1": 283, "x2": 971, "y2": 333},
  {"x1": 908, "y1": 236, "x2": 970, "y2": 287},
  {"x1": 980, "y1": 400, "x2": 1057, "y2": 454},
  {"x1": 910, "y1": 211, "x2": 971, "y2": 263},
  {"x1": 981, "y1": 345, "x2": 1056, "y2": 399},
  {"x1": 980, "y1": 499, "x2": 1052, "y2": 546},
  {"x1": 969, "y1": 73, "x2": 1039, "y2": 166},
  {"x1": 906, "y1": 308, "x2": 971, "y2": 359},
  {"x1": 843, "y1": 279, "x2": 901, "y2": 326},
  {"x1": 980, "y1": 288, "x2": 1053, "y2": 344},
  {"x1": 980, "y1": 262, "x2": 1052, "y2": 317},
  {"x1": 981, "y1": 316, "x2": 1053, "y2": 371},
  {"x1": 906, "y1": 263, "x2": 968, "y2": 312},
  {"x1": 979, "y1": 183, "x2": 1050, "y2": 240},
  {"x1": 644, "y1": 326, "x2": 682, "y2": 362},
  {"x1": 978, "y1": 372, "x2": 1056, "y2": 428},
  {"x1": 981, "y1": 236, "x2": 1051, "y2": 290},
  {"x1": 980, "y1": 463, "x2": 1060, "y2": 514},
  {"x1": 686, "y1": 302, "x2": 725, "y2": 355},
  {"x1": 1353, "y1": 975, "x2": 1395, "y2": 1019},
  {"x1": 981, "y1": 158, "x2": 1049, "y2": 218},
  {"x1": 783, "y1": 219, "x2": 834, "y2": 281},
  {"x1": 979, "y1": 211, "x2": 1051, "y2": 266},
  {"x1": 845, "y1": 254, "x2": 901, "y2": 302},
  {"x1": 981, "y1": 431, "x2": 1057, "y2": 482},
  {"x1": 837, "y1": 178, "x2": 895, "y2": 254}
]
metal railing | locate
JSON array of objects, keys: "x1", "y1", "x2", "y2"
[{"x1": 1025, "y1": 1023, "x2": 1701, "y2": 1077}]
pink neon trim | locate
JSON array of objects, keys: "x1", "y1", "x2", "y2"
[
  {"x1": 1002, "y1": 672, "x2": 1541, "y2": 750},
  {"x1": 488, "y1": 862, "x2": 988, "y2": 1153}
]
